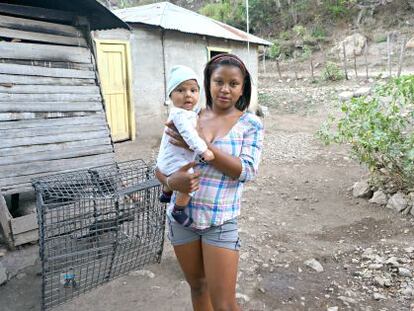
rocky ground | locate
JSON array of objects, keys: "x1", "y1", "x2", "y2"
[{"x1": 1, "y1": 71, "x2": 414, "y2": 311}]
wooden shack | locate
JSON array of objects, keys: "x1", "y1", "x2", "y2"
[{"x1": 0, "y1": 0, "x2": 129, "y2": 248}]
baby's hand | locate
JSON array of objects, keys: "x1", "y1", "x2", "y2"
[{"x1": 201, "y1": 149, "x2": 215, "y2": 162}]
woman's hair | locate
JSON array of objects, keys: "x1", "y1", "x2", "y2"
[{"x1": 203, "y1": 53, "x2": 252, "y2": 111}]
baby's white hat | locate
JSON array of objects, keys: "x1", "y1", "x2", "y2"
[{"x1": 167, "y1": 65, "x2": 200, "y2": 97}]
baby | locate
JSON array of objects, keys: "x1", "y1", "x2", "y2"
[{"x1": 156, "y1": 65, "x2": 214, "y2": 227}]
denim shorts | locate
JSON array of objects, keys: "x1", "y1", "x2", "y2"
[{"x1": 167, "y1": 217, "x2": 241, "y2": 251}]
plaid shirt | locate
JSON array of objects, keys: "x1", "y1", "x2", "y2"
[{"x1": 168, "y1": 112, "x2": 264, "y2": 229}]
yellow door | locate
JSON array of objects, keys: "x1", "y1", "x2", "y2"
[{"x1": 95, "y1": 41, "x2": 134, "y2": 142}]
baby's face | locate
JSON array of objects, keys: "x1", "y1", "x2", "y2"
[{"x1": 170, "y1": 79, "x2": 199, "y2": 111}]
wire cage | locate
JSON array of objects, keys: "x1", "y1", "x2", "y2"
[{"x1": 32, "y1": 159, "x2": 165, "y2": 311}]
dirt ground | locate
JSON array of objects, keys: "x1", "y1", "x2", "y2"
[{"x1": 1, "y1": 71, "x2": 414, "y2": 311}]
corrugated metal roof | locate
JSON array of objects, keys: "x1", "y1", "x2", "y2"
[
  {"x1": 114, "y1": 2, "x2": 271, "y2": 46},
  {"x1": 0, "y1": 0, "x2": 129, "y2": 30}
]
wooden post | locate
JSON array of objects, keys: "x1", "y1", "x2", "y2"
[
  {"x1": 276, "y1": 57, "x2": 282, "y2": 79},
  {"x1": 387, "y1": 33, "x2": 392, "y2": 78},
  {"x1": 262, "y1": 47, "x2": 266, "y2": 74},
  {"x1": 397, "y1": 37, "x2": 407, "y2": 77},
  {"x1": 293, "y1": 57, "x2": 298, "y2": 80},
  {"x1": 342, "y1": 42, "x2": 349, "y2": 80},
  {"x1": 364, "y1": 42, "x2": 369, "y2": 80},
  {"x1": 0, "y1": 192, "x2": 14, "y2": 249},
  {"x1": 353, "y1": 49, "x2": 358, "y2": 79},
  {"x1": 310, "y1": 58, "x2": 315, "y2": 81}
]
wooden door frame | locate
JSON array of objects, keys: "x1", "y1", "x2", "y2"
[{"x1": 94, "y1": 39, "x2": 136, "y2": 141}]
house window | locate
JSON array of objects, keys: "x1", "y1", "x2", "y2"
[{"x1": 207, "y1": 47, "x2": 231, "y2": 60}]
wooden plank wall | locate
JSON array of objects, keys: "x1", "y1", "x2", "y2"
[{"x1": 0, "y1": 13, "x2": 115, "y2": 195}]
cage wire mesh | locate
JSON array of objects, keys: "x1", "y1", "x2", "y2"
[{"x1": 32, "y1": 159, "x2": 165, "y2": 311}]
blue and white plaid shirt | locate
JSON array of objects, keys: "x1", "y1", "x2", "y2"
[{"x1": 168, "y1": 112, "x2": 264, "y2": 229}]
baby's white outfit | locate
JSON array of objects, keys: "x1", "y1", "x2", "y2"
[{"x1": 156, "y1": 107, "x2": 207, "y2": 176}]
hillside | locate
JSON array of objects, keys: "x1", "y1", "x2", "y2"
[{"x1": 100, "y1": 0, "x2": 414, "y2": 41}]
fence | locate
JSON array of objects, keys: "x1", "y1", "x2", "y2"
[{"x1": 260, "y1": 32, "x2": 412, "y2": 80}]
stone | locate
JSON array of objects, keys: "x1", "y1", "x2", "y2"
[
  {"x1": 404, "y1": 247, "x2": 414, "y2": 253},
  {"x1": 338, "y1": 296, "x2": 357, "y2": 305},
  {"x1": 236, "y1": 293, "x2": 250, "y2": 302},
  {"x1": 338, "y1": 91, "x2": 354, "y2": 101},
  {"x1": 368, "y1": 263, "x2": 383, "y2": 270},
  {"x1": 353, "y1": 87, "x2": 371, "y2": 97},
  {"x1": 386, "y1": 257, "x2": 400, "y2": 267},
  {"x1": 129, "y1": 269, "x2": 155, "y2": 278},
  {"x1": 0, "y1": 262, "x2": 7, "y2": 285},
  {"x1": 331, "y1": 33, "x2": 367, "y2": 57},
  {"x1": 352, "y1": 180, "x2": 373, "y2": 199},
  {"x1": 406, "y1": 37, "x2": 414, "y2": 49},
  {"x1": 386, "y1": 192, "x2": 408, "y2": 212},
  {"x1": 373, "y1": 276, "x2": 391, "y2": 287},
  {"x1": 401, "y1": 287, "x2": 413, "y2": 297},
  {"x1": 369, "y1": 190, "x2": 388, "y2": 205},
  {"x1": 373, "y1": 293, "x2": 386, "y2": 300},
  {"x1": 327, "y1": 307, "x2": 338, "y2": 311},
  {"x1": 398, "y1": 267, "x2": 412, "y2": 277},
  {"x1": 304, "y1": 258, "x2": 324, "y2": 273}
]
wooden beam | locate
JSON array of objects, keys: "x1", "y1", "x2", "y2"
[
  {"x1": 0, "y1": 85, "x2": 99, "y2": 94},
  {"x1": 0, "y1": 123, "x2": 107, "y2": 139},
  {"x1": 10, "y1": 213, "x2": 37, "y2": 235},
  {"x1": 13, "y1": 229, "x2": 38, "y2": 247},
  {"x1": 0, "y1": 93, "x2": 101, "y2": 102},
  {"x1": 0, "y1": 27, "x2": 87, "y2": 47},
  {"x1": 0, "y1": 112, "x2": 94, "y2": 121},
  {"x1": 0, "y1": 42, "x2": 92, "y2": 63},
  {"x1": 0, "y1": 14, "x2": 82, "y2": 37},
  {"x1": 0, "y1": 74, "x2": 95, "y2": 86},
  {"x1": 0, "y1": 153, "x2": 115, "y2": 186},
  {"x1": 0, "y1": 145, "x2": 114, "y2": 166},
  {"x1": 0, "y1": 192, "x2": 14, "y2": 249},
  {"x1": 1, "y1": 130, "x2": 110, "y2": 149},
  {"x1": 0, "y1": 3, "x2": 76, "y2": 24},
  {"x1": 0, "y1": 137, "x2": 111, "y2": 157},
  {"x1": 0, "y1": 59, "x2": 94, "y2": 70},
  {"x1": 0, "y1": 114, "x2": 105, "y2": 130},
  {"x1": 0, "y1": 63, "x2": 95, "y2": 79},
  {"x1": 0, "y1": 102, "x2": 102, "y2": 112}
]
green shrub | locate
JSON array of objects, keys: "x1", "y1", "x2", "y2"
[
  {"x1": 311, "y1": 26, "x2": 326, "y2": 40},
  {"x1": 321, "y1": 62, "x2": 344, "y2": 81},
  {"x1": 373, "y1": 34, "x2": 387, "y2": 43},
  {"x1": 279, "y1": 31, "x2": 292, "y2": 41},
  {"x1": 267, "y1": 40, "x2": 281, "y2": 59},
  {"x1": 318, "y1": 75, "x2": 414, "y2": 191},
  {"x1": 300, "y1": 45, "x2": 312, "y2": 60},
  {"x1": 293, "y1": 25, "x2": 307, "y2": 38}
]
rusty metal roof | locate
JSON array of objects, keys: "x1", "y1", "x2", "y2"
[{"x1": 114, "y1": 2, "x2": 271, "y2": 46}]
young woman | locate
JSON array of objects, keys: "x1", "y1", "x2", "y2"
[{"x1": 156, "y1": 54, "x2": 264, "y2": 311}]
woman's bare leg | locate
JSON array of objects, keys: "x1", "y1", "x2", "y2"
[
  {"x1": 202, "y1": 243, "x2": 240, "y2": 311},
  {"x1": 173, "y1": 240, "x2": 214, "y2": 311}
]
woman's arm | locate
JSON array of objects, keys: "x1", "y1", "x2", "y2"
[
  {"x1": 206, "y1": 143, "x2": 242, "y2": 179},
  {"x1": 155, "y1": 162, "x2": 200, "y2": 193}
]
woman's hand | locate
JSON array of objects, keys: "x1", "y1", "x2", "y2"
[
  {"x1": 156, "y1": 162, "x2": 200, "y2": 193},
  {"x1": 165, "y1": 121, "x2": 189, "y2": 149},
  {"x1": 169, "y1": 162, "x2": 200, "y2": 193}
]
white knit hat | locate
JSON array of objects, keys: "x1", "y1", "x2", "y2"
[{"x1": 167, "y1": 65, "x2": 200, "y2": 97}]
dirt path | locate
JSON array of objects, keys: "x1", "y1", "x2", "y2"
[{"x1": 1, "y1": 77, "x2": 414, "y2": 311}]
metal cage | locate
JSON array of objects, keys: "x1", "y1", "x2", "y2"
[{"x1": 32, "y1": 159, "x2": 164, "y2": 310}]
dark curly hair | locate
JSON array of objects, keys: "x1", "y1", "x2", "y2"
[{"x1": 203, "y1": 53, "x2": 252, "y2": 111}]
